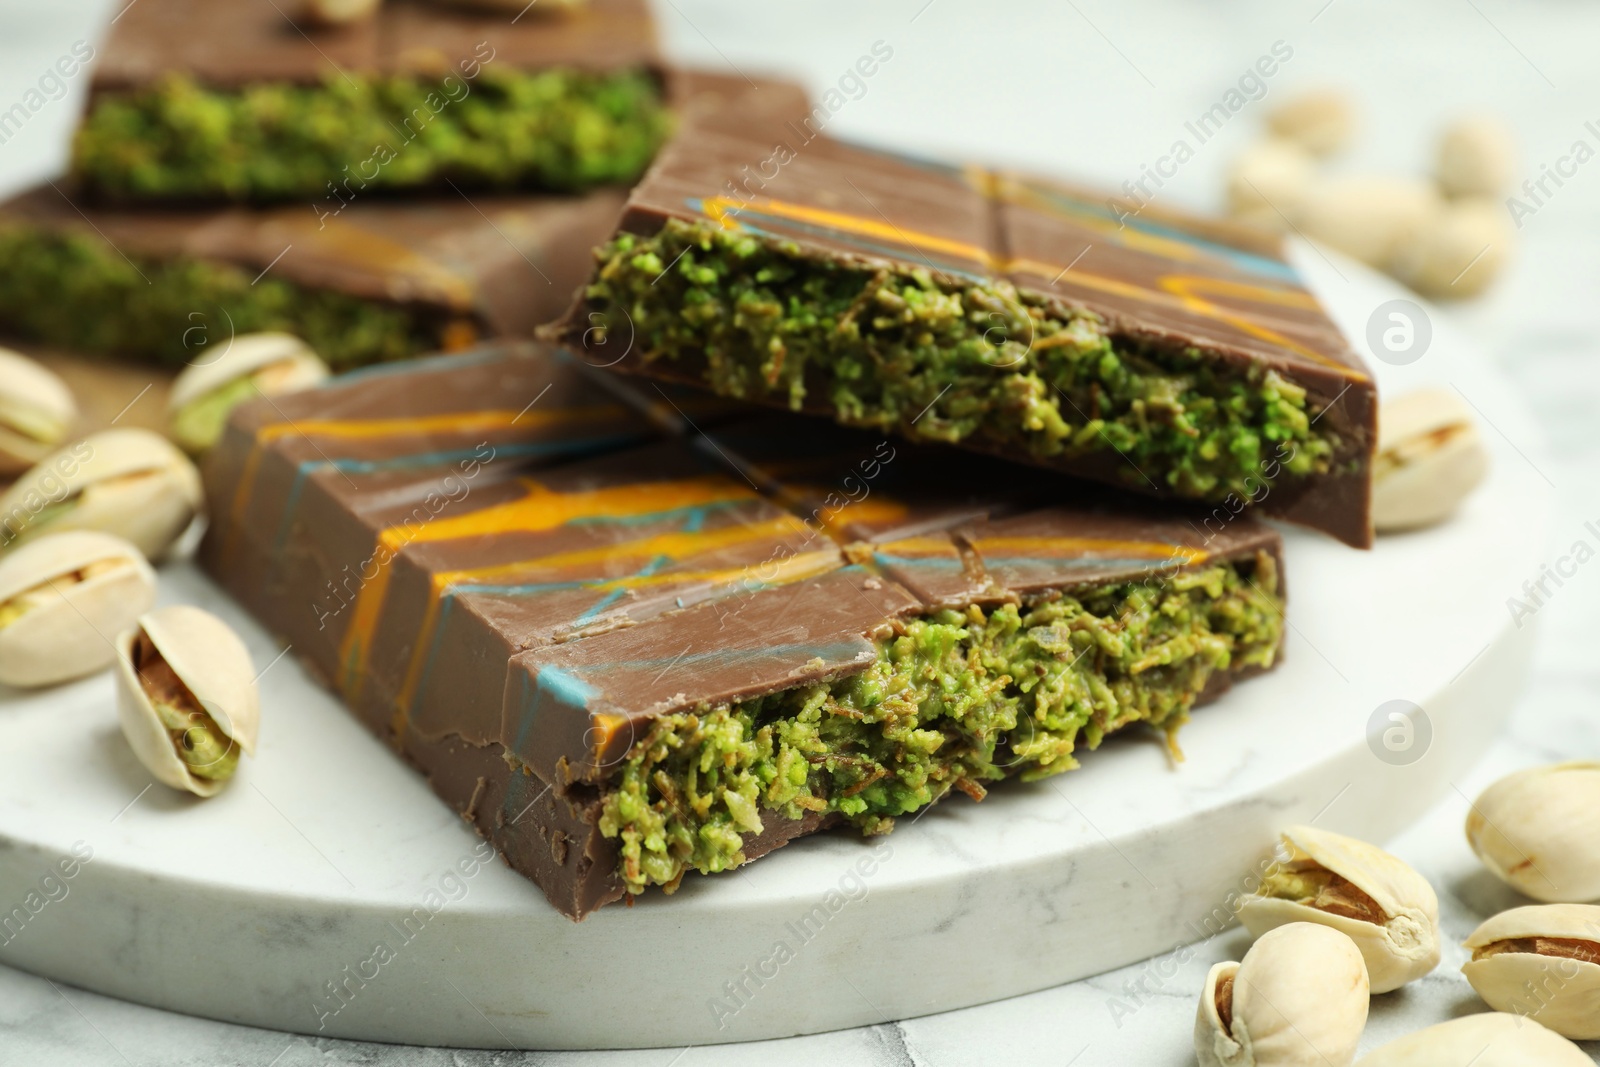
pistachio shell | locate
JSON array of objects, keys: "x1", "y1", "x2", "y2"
[
  {"x1": 295, "y1": 0, "x2": 380, "y2": 26},
  {"x1": 0, "y1": 348, "x2": 76, "y2": 476},
  {"x1": 1299, "y1": 175, "x2": 1443, "y2": 270},
  {"x1": 167, "y1": 334, "x2": 329, "y2": 456},
  {"x1": 1462, "y1": 904, "x2": 1600, "y2": 1038},
  {"x1": 1391, "y1": 197, "x2": 1514, "y2": 300},
  {"x1": 114, "y1": 605, "x2": 258, "y2": 797},
  {"x1": 1239, "y1": 825, "x2": 1440, "y2": 992},
  {"x1": 427, "y1": 0, "x2": 585, "y2": 10},
  {"x1": 1466, "y1": 762, "x2": 1600, "y2": 902},
  {"x1": 1437, "y1": 117, "x2": 1515, "y2": 199},
  {"x1": 1373, "y1": 388, "x2": 1488, "y2": 532},
  {"x1": 1356, "y1": 1012, "x2": 1588, "y2": 1066},
  {"x1": 1265, "y1": 89, "x2": 1357, "y2": 158},
  {"x1": 0, "y1": 531, "x2": 155, "y2": 688},
  {"x1": 166, "y1": 332, "x2": 327, "y2": 413},
  {"x1": 0, "y1": 428, "x2": 203, "y2": 560},
  {"x1": 1196, "y1": 922, "x2": 1368, "y2": 1067},
  {"x1": 1226, "y1": 140, "x2": 1317, "y2": 228}
]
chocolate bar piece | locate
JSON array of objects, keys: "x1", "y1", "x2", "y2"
[
  {"x1": 0, "y1": 183, "x2": 624, "y2": 368},
  {"x1": 555, "y1": 108, "x2": 1379, "y2": 546},
  {"x1": 200, "y1": 341, "x2": 1287, "y2": 918},
  {"x1": 72, "y1": 0, "x2": 667, "y2": 202}
]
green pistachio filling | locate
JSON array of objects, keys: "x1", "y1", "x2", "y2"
[
  {"x1": 584, "y1": 220, "x2": 1339, "y2": 504},
  {"x1": 598, "y1": 555, "x2": 1282, "y2": 895},
  {"x1": 0, "y1": 227, "x2": 437, "y2": 368},
  {"x1": 71, "y1": 68, "x2": 669, "y2": 201}
]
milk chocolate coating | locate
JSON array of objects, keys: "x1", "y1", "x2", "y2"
[
  {"x1": 201, "y1": 341, "x2": 1285, "y2": 918},
  {"x1": 555, "y1": 106, "x2": 1379, "y2": 547},
  {"x1": 92, "y1": 0, "x2": 661, "y2": 92},
  {"x1": 0, "y1": 183, "x2": 625, "y2": 346}
]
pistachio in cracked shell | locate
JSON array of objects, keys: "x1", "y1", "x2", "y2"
[
  {"x1": 0, "y1": 347, "x2": 76, "y2": 477},
  {"x1": 115, "y1": 605, "x2": 258, "y2": 796},
  {"x1": 1195, "y1": 922, "x2": 1368, "y2": 1067},
  {"x1": 166, "y1": 333, "x2": 328, "y2": 455},
  {"x1": 0, "y1": 531, "x2": 154, "y2": 688},
  {"x1": 0, "y1": 428, "x2": 202, "y2": 560},
  {"x1": 1355, "y1": 1012, "x2": 1589, "y2": 1066},
  {"x1": 294, "y1": 0, "x2": 381, "y2": 27},
  {"x1": 1239, "y1": 825, "x2": 1440, "y2": 993},
  {"x1": 1466, "y1": 762, "x2": 1600, "y2": 902},
  {"x1": 1462, "y1": 904, "x2": 1600, "y2": 1039},
  {"x1": 1373, "y1": 387, "x2": 1488, "y2": 533}
]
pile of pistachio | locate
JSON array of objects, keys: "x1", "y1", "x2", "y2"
[
  {"x1": 1199, "y1": 766, "x2": 1600, "y2": 1065},
  {"x1": 1228, "y1": 89, "x2": 1515, "y2": 300},
  {"x1": 0, "y1": 335, "x2": 329, "y2": 796}
]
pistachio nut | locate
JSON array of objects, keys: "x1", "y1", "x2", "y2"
[
  {"x1": 1265, "y1": 89, "x2": 1357, "y2": 158},
  {"x1": 0, "y1": 428, "x2": 203, "y2": 561},
  {"x1": 1298, "y1": 175, "x2": 1443, "y2": 270},
  {"x1": 1355, "y1": 1012, "x2": 1589, "y2": 1066},
  {"x1": 114, "y1": 605, "x2": 259, "y2": 797},
  {"x1": 0, "y1": 531, "x2": 155, "y2": 688},
  {"x1": 1239, "y1": 825, "x2": 1439, "y2": 993},
  {"x1": 426, "y1": 0, "x2": 585, "y2": 11},
  {"x1": 1466, "y1": 762, "x2": 1600, "y2": 903},
  {"x1": 1437, "y1": 116, "x2": 1515, "y2": 199},
  {"x1": 0, "y1": 347, "x2": 76, "y2": 477},
  {"x1": 1461, "y1": 904, "x2": 1600, "y2": 1039},
  {"x1": 295, "y1": 0, "x2": 380, "y2": 26},
  {"x1": 1195, "y1": 922, "x2": 1369, "y2": 1067},
  {"x1": 1372, "y1": 388, "x2": 1489, "y2": 533},
  {"x1": 167, "y1": 332, "x2": 328, "y2": 456},
  {"x1": 1391, "y1": 197, "x2": 1514, "y2": 300},
  {"x1": 1226, "y1": 140, "x2": 1316, "y2": 229}
]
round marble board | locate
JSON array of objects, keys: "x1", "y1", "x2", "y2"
[{"x1": 0, "y1": 247, "x2": 1554, "y2": 1050}]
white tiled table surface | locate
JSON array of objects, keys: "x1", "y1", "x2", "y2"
[{"x1": 2, "y1": 0, "x2": 1599, "y2": 1063}]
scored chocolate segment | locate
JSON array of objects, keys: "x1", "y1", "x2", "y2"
[
  {"x1": 201, "y1": 340, "x2": 1286, "y2": 919},
  {"x1": 557, "y1": 105, "x2": 1378, "y2": 546},
  {"x1": 0, "y1": 185, "x2": 626, "y2": 367},
  {"x1": 93, "y1": 0, "x2": 661, "y2": 91}
]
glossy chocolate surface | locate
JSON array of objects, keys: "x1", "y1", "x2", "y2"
[
  {"x1": 0, "y1": 183, "x2": 625, "y2": 338},
  {"x1": 93, "y1": 0, "x2": 660, "y2": 91},
  {"x1": 201, "y1": 341, "x2": 1283, "y2": 917},
  {"x1": 558, "y1": 106, "x2": 1378, "y2": 546}
]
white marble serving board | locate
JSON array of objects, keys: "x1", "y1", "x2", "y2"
[{"x1": 0, "y1": 248, "x2": 1552, "y2": 1050}]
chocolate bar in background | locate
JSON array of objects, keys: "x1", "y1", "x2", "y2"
[
  {"x1": 0, "y1": 183, "x2": 625, "y2": 369},
  {"x1": 73, "y1": 0, "x2": 667, "y2": 202},
  {"x1": 555, "y1": 106, "x2": 1379, "y2": 546},
  {"x1": 201, "y1": 341, "x2": 1287, "y2": 918}
]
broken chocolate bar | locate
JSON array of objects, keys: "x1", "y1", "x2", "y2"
[
  {"x1": 555, "y1": 108, "x2": 1378, "y2": 546},
  {"x1": 0, "y1": 183, "x2": 624, "y2": 367},
  {"x1": 200, "y1": 340, "x2": 1287, "y2": 918},
  {"x1": 72, "y1": 0, "x2": 667, "y2": 202}
]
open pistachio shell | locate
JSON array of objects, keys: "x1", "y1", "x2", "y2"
[
  {"x1": 166, "y1": 333, "x2": 328, "y2": 455},
  {"x1": 0, "y1": 428, "x2": 203, "y2": 560},
  {"x1": 0, "y1": 347, "x2": 76, "y2": 476},
  {"x1": 1195, "y1": 922, "x2": 1368, "y2": 1067},
  {"x1": 1239, "y1": 825, "x2": 1440, "y2": 992},
  {"x1": 1373, "y1": 388, "x2": 1489, "y2": 532},
  {"x1": 1356, "y1": 1012, "x2": 1589, "y2": 1066},
  {"x1": 1463, "y1": 904, "x2": 1600, "y2": 1039},
  {"x1": 115, "y1": 605, "x2": 259, "y2": 797},
  {"x1": 0, "y1": 530, "x2": 155, "y2": 688}
]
